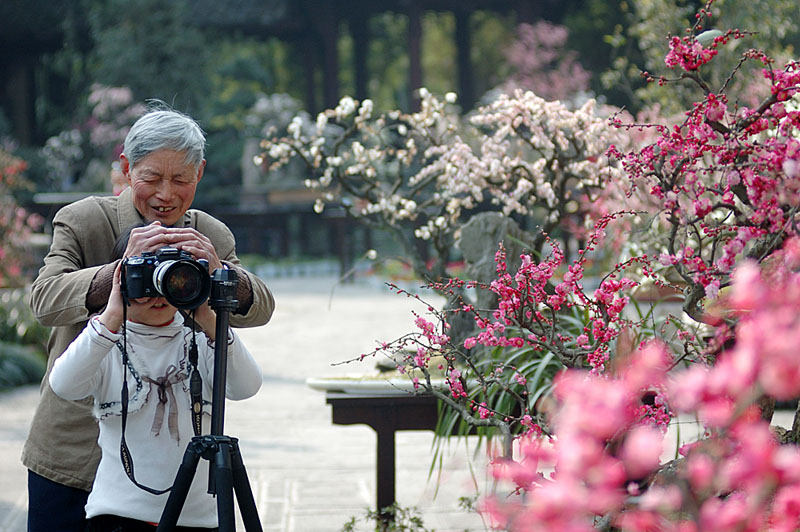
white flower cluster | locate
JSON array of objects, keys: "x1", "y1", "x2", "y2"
[{"x1": 259, "y1": 88, "x2": 626, "y2": 244}]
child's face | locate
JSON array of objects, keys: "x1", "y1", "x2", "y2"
[{"x1": 127, "y1": 296, "x2": 177, "y2": 327}]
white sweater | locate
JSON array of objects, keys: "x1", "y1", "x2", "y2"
[{"x1": 49, "y1": 313, "x2": 262, "y2": 528}]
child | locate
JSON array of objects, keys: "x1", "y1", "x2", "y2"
[{"x1": 49, "y1": 228, "x2": 262, "y2": 531}]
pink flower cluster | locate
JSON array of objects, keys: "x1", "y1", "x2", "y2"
[
  {"x1": 485, "y1": 250, "x2": 800, "y2": 531},
  {"x1": 0, "y1": 149, "x2": 45, "y2": 287},
  {"x1": 484, "y1": 343, "x2": 672, "y2": 530},
  {"x1": 502, "y1": 20, "x2": 591, "y2": 101},
  {"x1": 673, "y1": 251, "x2": 800, "y2": 424},
  {"x1": 765, "y1": 61, "x2": 800, "y2": 102},
  {"x1": 463, "y1": 223, "x2": 640, "y2": 373},
  {"x1": 609, "y1": 51, "x2": 800, "y2": 304},
  {"x1": 665, "y1": 35, "x2": 718, "y2": 71}
]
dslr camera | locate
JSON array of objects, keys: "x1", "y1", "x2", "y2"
[{"x1": 121, "y1": 247, "x2": 211, "y2": 310}]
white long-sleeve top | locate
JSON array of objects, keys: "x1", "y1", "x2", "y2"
[{"x1": 49, "y1": 312, "x2": 262, "y2": 528}]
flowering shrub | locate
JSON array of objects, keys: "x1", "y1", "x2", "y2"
[
  {"x1": 42, "y1": 84, "x2": 144, "y2": 193},
  {"x1": 484, "y1": 253, "x2": 800, "y2": 531},
  {"x1": 476, "y1": 1, "x2": 800, "y2": 529},
  {"x1": 358, "y1": 213, "x2": 669, "y2": 457},
  {"x1": 259, "y1": 87, "x2": 628, "y2": 282},
  {"x1": 266, "y1": 1, "x2": 800, "y2": 529},
  {"x1": 0, "y1": 149, "x2": 44, "y2": 287},
  {"x1": 500, "y1": 21, "x2": 591, "y2": 103},
  {"x1": 610, "y1": 34, "x2": 800, "y2": 323}
]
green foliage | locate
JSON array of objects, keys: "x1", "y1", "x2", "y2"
[
  {"x1": 366, "y1": 13, "x2": 414, "y2": 112},
  {"x1": 341, "y1": 504, "x2": 434, "y2": 532},
  {"x1": 86, "y1": 0, "x2": 211, "y2": 110},
  {"x1": 564, "y1": 0, "x2": 645, "y2": 108},
  {"x1": 0, "y1": 288, "x2": 50, "y2": 354},
  {"x1": 0, "y1": 288, "x2": 49, "y2": 389},
  {"x1": 599, "y1": 0, "x2": 800, "y2": 113},
  {"x1": 0, "y1": 342, "x2": 46, "y2": 390},
  {"x1": 199, "y1": 37, "x2": 304, "y2": 205},
  {"x1": 205, "y1": 37, "x2": 296, "y2": 131},
  {"x1": 437, "y1": 343, "x2": 564, "y2": 442},
  {"x1": 421, "y1": 12, "x2": 457, "y2": 98},
  {"x1": 470, "y1": 12, "x2": 517, "y2": 100}
]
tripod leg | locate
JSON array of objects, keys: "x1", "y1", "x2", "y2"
[
  {"x1": 157, "y1": 442, "x2": 203, "y2": 532},
  {"x1": 229, "y1": 441, "x2": 263, "y2": 532},
  {"x1": 214, "y1": 442, "x2": 236, "y2": 532}
]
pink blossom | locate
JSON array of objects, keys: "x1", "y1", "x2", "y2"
[
  {"x1": 686, "y1": 452, "x2": 715, "y2": 493},
  {"x1": 620, "y1": 425, "x2": 663, "y2": 479},
  {"x1": 665, "y1": 36, "x2": 718, "y2": 71},
  {"x1": 705, "y1": 94, "x2": 727, "y2": 122},
  {"x1": 769, "y1": 487, "x2": 800, "y2": 532},
  {"x1": 693, "y1": 196, "x2": 713, "y2": 218}
]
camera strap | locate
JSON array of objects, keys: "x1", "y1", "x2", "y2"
[
  {"x1": 187, "y1": 321, "x2": 203, "y2": 438},
  {"x1": 118, "y1": 319, "x2": 172, "y2": 495},
  {"x1": 116, "y1": 308, "x2": 206, "y2": 495}
]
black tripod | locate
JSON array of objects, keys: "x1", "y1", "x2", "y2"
[{"x1": 156, "y1": 269, "x2": 263, "y2": 532}]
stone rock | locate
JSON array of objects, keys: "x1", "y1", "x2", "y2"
[
  {"x1": 450, "y1": 212, "x2": 535, "y2": 347},
  {"x1": 457, "y1": 212, "x2": 534, "y2": 298}
]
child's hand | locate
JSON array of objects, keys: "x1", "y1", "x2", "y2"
[
  {"x1": 97, "y1": 262, "x2": 125, "y2": 332},
  {"x1": 193, "y1": 302, "x2": 218, "y2": 341}
]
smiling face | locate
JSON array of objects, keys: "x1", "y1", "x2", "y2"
[
  {"x1": 127, "y1": 296, "x2": 178, "y2": 327},
  {"x1": 121, "y1": 149, "x2": 205, "y2": 226}
]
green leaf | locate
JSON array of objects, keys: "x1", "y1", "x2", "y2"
[{"x1": 696, "y1": 29, "x2": 724, "y2": 47}]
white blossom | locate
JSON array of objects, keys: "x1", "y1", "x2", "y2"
[
  {"x1": 316, "y1": 113, "x2": 328, "y2": 135},
  {"x1": 335, "y1": 96, "x2": 357, "y2": 119},
  {"x1": 288, "y1": 117, "x2": 304, "y2": 140}
]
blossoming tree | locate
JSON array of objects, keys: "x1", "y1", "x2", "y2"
[
  {"x1": 259, "y1": 87, "x2": 628, "y2": 283},
  {"x1": 263, "y1": 0, "x2": 800, "y2": 528},
  {"x1": 457, "y1": 1, "x2": 800, "y2": 529}
]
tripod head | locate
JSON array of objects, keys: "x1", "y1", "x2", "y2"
[{"x1": 209, "y1": 267, "x2": 239, "y2": 313}]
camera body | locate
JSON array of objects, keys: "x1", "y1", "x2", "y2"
[{"x1": 122, "y1": 247, "x2": 211, "y2": 310}]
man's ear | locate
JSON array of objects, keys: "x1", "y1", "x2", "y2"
[
  {"x1": 196, "y1": 159, "x2": 206, "y2": 183},
  {"x1": 120, "y1": 154, "x2": 132, "y2": 184}
]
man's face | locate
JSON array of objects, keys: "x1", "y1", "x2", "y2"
[{"x1": 121, "y1": 149, "x2": 205, "y2": 226}]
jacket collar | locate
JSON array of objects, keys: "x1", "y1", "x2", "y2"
[{"x1": 116, "y1": 187, "x2": 192, "y2": 231}]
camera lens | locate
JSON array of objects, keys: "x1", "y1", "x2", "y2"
[{"x1": 153, "y1": 260, "x2": 211, "y2": 310}]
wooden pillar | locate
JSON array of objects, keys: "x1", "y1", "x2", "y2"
[
  {"x1": 515, "y1": 0, "x2": 538, "y2": 24},
  {"x1": 1, "y1": 58, "x2": 36, "y2": 145},
  {"x1": 315, "y1": 3, "x2": 340, "y2": 109},
  {"x1": 350, "y1": 11, "x2": 369, "y2": 103},
  {"x1": 302, "y1": 36, "x2": 318, "y2": 116},
  {"x1": 454, "y1": 9, "x2": 475, "y2": 112},
  {"x1": 406, "y1": 1, "x2": 422, "y2": 112}
]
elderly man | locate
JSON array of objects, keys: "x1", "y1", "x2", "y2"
[{"x1": 23, "y1": 107, "x2": 275, "y2": 532}]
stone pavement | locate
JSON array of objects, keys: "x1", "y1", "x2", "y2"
[{"x1": 0, "y1": 275, "x2": 491, "y2": 532}]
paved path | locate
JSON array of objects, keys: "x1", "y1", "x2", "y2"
[{"x1": 0, "y1": 276, "x2": 490, "y2": 532}]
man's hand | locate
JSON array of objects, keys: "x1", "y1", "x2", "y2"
[
  {"x1": 159, "y1": 227, "x2": 225, "y2": 273},
  {"x1": 124, "y1": 221, "x2": 172, "y2": 257},
  {"x1": 124, "y1": 221, "x2": 224, "y2": 272}
]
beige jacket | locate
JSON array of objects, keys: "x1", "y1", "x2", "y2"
[{"x1": 22, "y1": 187, "x2": 274, "y2": 490}]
